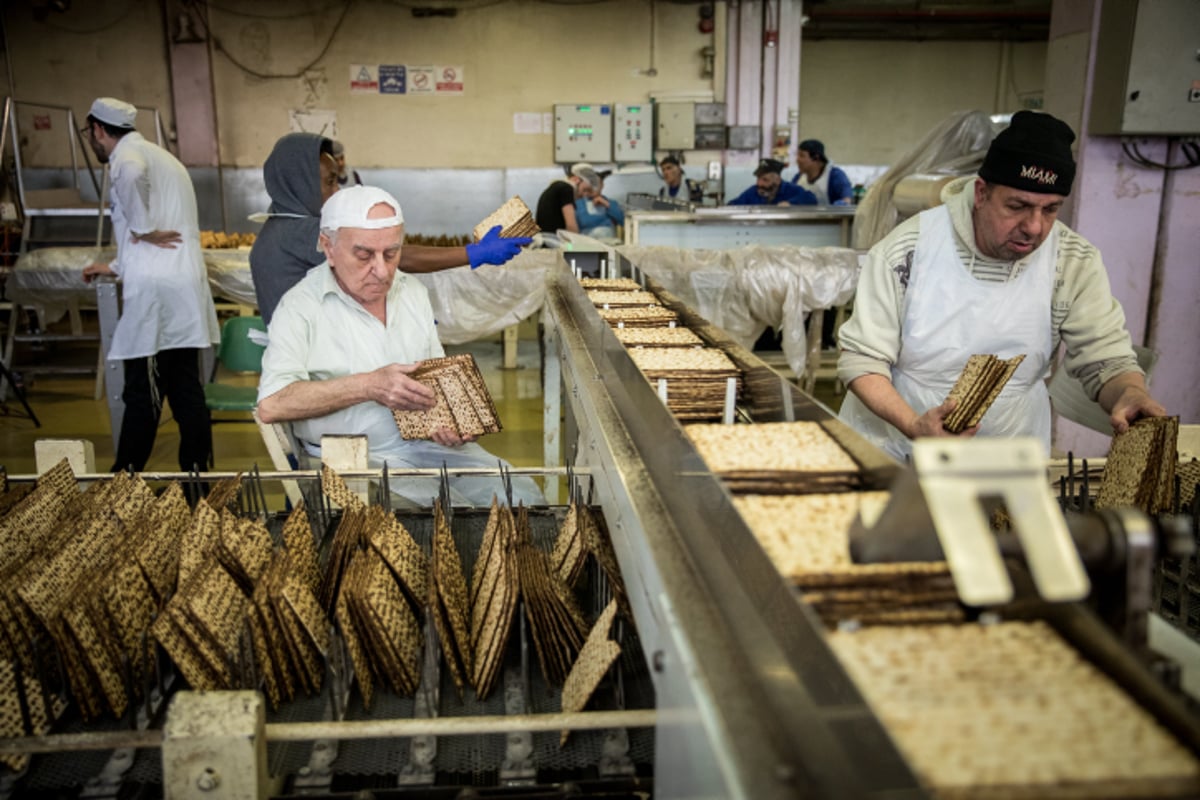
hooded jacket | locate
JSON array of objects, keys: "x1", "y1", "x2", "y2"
[
  {"x1": 838, "y1": 175, "x2": 1140, "y2": 401},
  {"x1": 250, "y1": 133, "x2": 329, "y2": 324}
]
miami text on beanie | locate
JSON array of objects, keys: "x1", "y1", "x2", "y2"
[
  {"x1": 317, "y1": 186, "x2": 403, "y2": 250},
  {"x1": 978, "y1": 110, "x2": 1076, "y2": 195},
  {"x1": 89, "y1": 97, "x2": 137, "y2": 129}
]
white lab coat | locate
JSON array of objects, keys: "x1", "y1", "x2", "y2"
[
  {"x1": 838, "y1": 205, "x2": 1055, "y2": 460},
  {"x1": 106, "y1": 132, "x2": 218, "y2": 361}
]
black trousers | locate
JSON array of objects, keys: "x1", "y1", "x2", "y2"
[{"x1": 112, "y1": 348, "x2": 212, "y2": 473}]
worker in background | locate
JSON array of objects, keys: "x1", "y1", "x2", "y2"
[
  {"x1": 330, "y1": 140, "x2": 362, "y2": 187},
  {"x1": 837, "y1": 110, "x2": 1165, "y2": 461},
  {"x1": 80, "y1": 97, "x2": 219, "y2": 473},
  {"x1": 535, "y1": 162, "x2": 601, "y2": 233},
  {"x1": 658, "y1": 154, "x2": 703, "y2": 203},
  {"x1": 791, "y1": 139, "x2": 854, "y2": 205},
  {"x1": 250, "y1": 133, "x2": 529, "y2": 324},
  {"x1": 574, "y1": 170, "x2": 625, "y2": 239},
  {"x1": 727, "y1": 159, "x2": 817, "y2": 206},
  {"x1": 257, "y1": 186, "x2": 544, "y2": 507}
]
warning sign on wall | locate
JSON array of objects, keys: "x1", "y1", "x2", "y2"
[
  {"x1": 435, "y1": 65, "x2": 464, "y2": 95},
  {"x1": 349, "y1": 64, "x2": 379, "y2": 94},
  {"x1": 408, "y1": 66, "x2": 435, "y2": 96}
]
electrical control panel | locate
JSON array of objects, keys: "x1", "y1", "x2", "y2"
[
  {"x1": 1089, "y1": 0, "x2": 1200, "y2": 135},
  {"x1": 613, "y1": 104, "x2": 650, "y2": 162},
  {"x1": 656, "y1": 102, "x2": 695, "y2": 150},
  {"x1": 554, "y1": 104, "x2": 613, "y2": 163}
]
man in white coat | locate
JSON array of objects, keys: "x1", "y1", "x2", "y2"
[{"x1": 82, "y1": 97, "x2": 220, "y2": 472}]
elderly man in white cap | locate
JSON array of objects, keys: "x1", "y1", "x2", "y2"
[
  {"x1": 256, "y1": 186, "x2": 544, "y2": 507},
  {"x1": 81, "y1": 97, "x2": 219, "y2": 474}
]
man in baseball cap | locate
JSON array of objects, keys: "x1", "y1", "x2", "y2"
[
  {"x1": 791, "y1": 139, "x2": 854, "y2": 205},
  {"x1": 837, "y1": 110, "x2": 1165, "y2": 460},
  {"x1": 257, "y1": 186, "x2": 544, "y2": 508},
  {"x1": 727, "y1": 158, "x2": 816, "y2": 206}
]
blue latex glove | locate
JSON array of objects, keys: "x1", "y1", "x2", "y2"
[{"x1": 466, "y1": 225, "x2": 533, "y2": 269}]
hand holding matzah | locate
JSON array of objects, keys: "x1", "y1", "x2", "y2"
[
  {"x1": 465, "y1": 225, "x2": 531, "y2": 269},
  {"x1": 367, "y1": 363, "x2": 437, "y2": 412},
  {"x1": 911, "y1": 397, "x2": 979, "y2": 439}
]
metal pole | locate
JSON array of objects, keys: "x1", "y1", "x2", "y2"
[{"x1": 0, "y1": 710, "x2": 656, "y2": 755}]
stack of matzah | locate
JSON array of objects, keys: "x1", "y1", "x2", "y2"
[
  {"x1": 686, "y1": 422, "x2": 863, "y2": 494},
  {"x1": 246, "y1": 513, "x2": 329, "y2": 709},
  {"x1": 1096, "y1": 416, "x2": 1179, "y2": 515},
  {"x1": 429, "y1": 502, "x2": 473, "y2": 698},
  {"x1": 0, "y1": 658, "x2": 64, "y2": 771},
  {"x1": 630, "y1": 347, "x2": 742, "y2": 421},
  {"x1": 152, "y1": 559, "x2": 250, "y2": 692},
  {"x1": 560, "y1": 599, "x2": 621, "y2": 746},
  {"x1": 550, "y1": 499, "x2": 631, "y2": 620},
  {"x1": 14, "y1": 471, "x2": 188, "y2": 719},
  {"x1": 1178, "y1": 459, "x2": 1200, "y2": 509},
  {"x1": 614, "y1": 326, "x2": 704, "y2": 348},
  {"x1": 469, "y1": 497, "x2": 519, "y2": 700},
  {"x1": 829, "y1": 622, "x2": 1200, "y2": 798},
  {"x1": 393, "y1": 353, "x2": 502, "y2": 441},
  {"x1": 586, "y1": 290, "x2": 661, "y2": 308},
  {"x1": 598, "y1": 305, "x2": 678, "y2": 328},
  {"x1": 338, "y1": 546, "x2": 424, "y2": 705},
  {"x1": 580, "y1": 277, "x2": 642, "y2": 291},
  {"x1": 473, "y1": 196, "x2": 539, "y2": 241},
  {"x1": 942, "y1": 353, "x2": 1026, "y2": 433},
  {"x1": 733, "y1": 493, "x2": 960, "y2": 626},
  {"x1": 516, "y1": 503, "x2": 587, "y2": 686}
]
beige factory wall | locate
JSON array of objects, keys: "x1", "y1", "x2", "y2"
[
  {"x1": 798, "y1": 40, "x2": 1047, "y2": 167},
  {"x1": 0, "y1": 1, "x2": 174, "y2": 168},
  {"x1": 1, "y1": 1, "x2": 1044, "y2": 171},
  {"x1": 0, "y1": 0, "x2": 718, "y2": 169}
]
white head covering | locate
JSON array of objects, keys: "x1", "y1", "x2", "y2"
[
  {"x1": 569, "y1": 162, "x2": 601, "y2": 191},
  {"x1": 89, "y1": 97, "x2": 137, "y2": 129},
  {"x1": 317, "y1": 186, "x2": 404, "y2": 251}
]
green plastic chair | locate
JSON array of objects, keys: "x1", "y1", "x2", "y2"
[{"x1": 205, "y1": 315, "x2": 267, "y2": 414}]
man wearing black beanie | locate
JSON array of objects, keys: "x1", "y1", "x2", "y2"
[{"x1": 836, "y1": 110, "x2": 1165, "y2": 459}]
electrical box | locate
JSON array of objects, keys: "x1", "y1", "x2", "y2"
[
  {"x1": 656, "y1": 102, "x2": 695, "y2": 150},
  {"x1": 1089, "y1": 0, "x2": 1200, "y2": 135},
  {"x1": 695, "y1": 103, "x2": 726, "y2": 127},
  {"x1": 554, "y1": 104, "x2": 613, "y2": 163},
  {"x1": 613, "y1": 104, "x2": 650, "y2": 162},
  {"x1": 727, "y1": 126, "x2": 760, "y2": 151}
]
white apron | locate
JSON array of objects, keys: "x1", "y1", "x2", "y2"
[
  {"x1": 839, "y1": 205, "x2": 1055, "y2": 460},
  {"x1": 106, "y1": 133, "x2": 219, "y2": 361},
  {"x1": 796, "y1": 163, "x2": 834, "y2": 205}
]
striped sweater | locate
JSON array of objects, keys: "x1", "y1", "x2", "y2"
[{"x1": 838, "y1": 176, "x2": 1140, "y2": 401}]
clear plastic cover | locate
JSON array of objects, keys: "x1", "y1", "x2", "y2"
[
  {"x1": 617, "y1": 244, "x2": 861, "y2": 377},
  {"x1": 853, "y1": 110, "x2": 999, "y2": 250}
]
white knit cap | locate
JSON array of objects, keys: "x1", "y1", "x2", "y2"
[
  {"x1": 89, "y1": 97, "x2": 137, "y2": 129},
  {"x1": 317, "y1": 186, "x2": 404, "y2": 250}
]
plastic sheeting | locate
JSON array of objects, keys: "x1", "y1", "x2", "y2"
[
  {"x1": 617, "y1": 244, "x2": 861, "y2": 377},
  {"x1": 853, "y1": 110, "x2": 999, "y2": 250},
  {"x1": 416, "y1": 249, "x2": 557, "y2": 345},
  {"x1": 6, "y1": 245, "x2": 558, "y2": 345}
]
